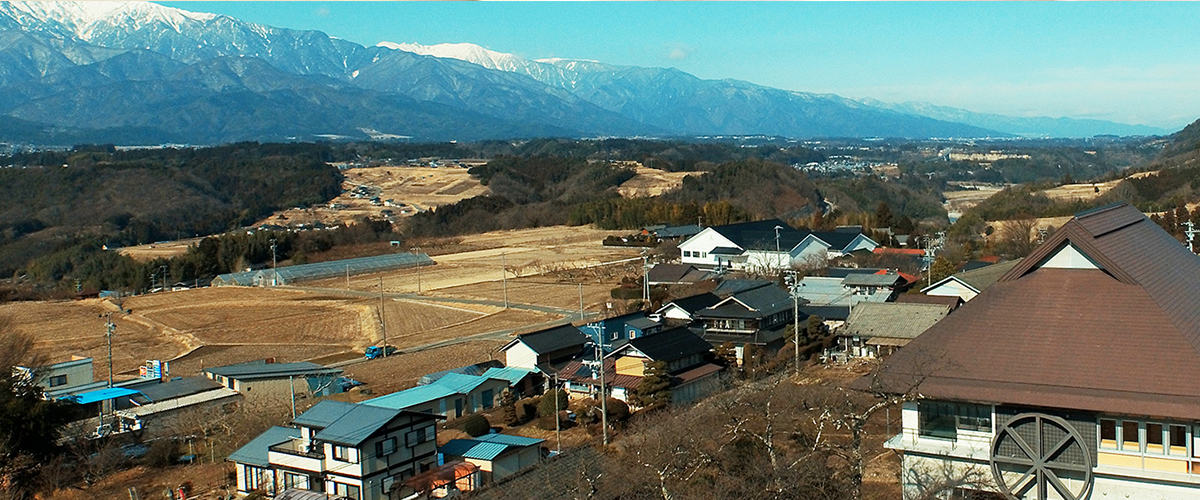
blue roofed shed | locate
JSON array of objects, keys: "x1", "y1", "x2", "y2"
[
  {"x1": 438, "y1": 433, "x2": 545, "y2": 483},
  {"x1": 365, "y1": 372, "x2": 510, "y2": 420}
]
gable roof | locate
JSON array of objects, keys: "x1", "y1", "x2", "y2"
[
  {"x1": 365, "y1": 384, "x2": 457, "y2": 411},
  {"x1": 699, "y1": 284, "x2": 794, "y2": 319},
  {"x1": 922, "y1": 258, "x2": 1023, "y2": 294},
  {"x1": 648, "y1": 264, "x2": 699, "y2": 284},
  {"x1": 894, "y1": 293, "x2": 963, "y2": 310},
  {"x1": 713, "y1": 279, "x2": 774, "y2": 297},
  {"x1": 228, "y1": 425, "x2": 300, "y2": 467},
  {"x1": 841, "y1": 302, "x2": 950, "y2": 340},
  {"x1": 704, "y1": 219, "x2": 806, "y2": 251},
  {"x1": 801, "y1": 231, "x2": 863, "y2": 251},
  {"x1": 133, "y1": 376, "x2": 221, "y2": 403},
  {"x1": 657, "y1": 292, "x2": 722, "y2": 315},
  {"x1": 314, "y1": 404, "x2": 419, "y2": 446},
  {"x1": 503, "y1": 324, "x2": 588, "y2": 355},
  {"x1": 842, "y1": 273, "x2": 906, "y2": 287},
  {"x1": 875, "y1": 203, "x2": 1200, "y2": 420},
  {"x1": 203, "y1": 361, "x2": 342, "y2": 380},
  {"x1": 622, "y1": 327, "x2": 713, "y2": 363},
  {"x1": 292, "y1": 400, "x2": 358, "y2": 429}
]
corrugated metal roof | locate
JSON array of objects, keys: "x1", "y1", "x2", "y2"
[
  {"x1": 134, "y1": 376, "x2": 221, "y2": 403},
  {"x1": 364, "y1": 384, "x2": 457, "y2": 411},
  {"x1": 439, "y1": 439, "x2": 511, "y2": 461},
  {"x1": 474, "y1": 433, "x2": 544, "y2": 447},
  {"x1": 203, "y1": 361, "x2": 342, "y2": 380},
  {"x1": 293, "y1": 400, "x2": 357, "y2": 428},
  {"x1": 480, "y1": 367, "x2": 534, "y2": 386},
  {"x1": 227, "y1": 426, "x2": 300, "y2": 467},
  {"x1": 626, "y1": 327, "x2": 715, "y2": 363},
  {"x1": 65, "y1": 387, "x2": 141, "y2": 404},
  {"x1": 508, "y1": 324, "x2": 588, "y2": 356},
  {"x1": 313, "y1": 404, "x2": 403, "y2": 446}
]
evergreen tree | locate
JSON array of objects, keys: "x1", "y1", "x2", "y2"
[
  {"x1": 538, "y1": 388, "x2": 569, "y2": 418},
  {"x1": 500, "y1": 389, "x2": 520, "y2": 426},
  {"x1": 713, "y1": 341, "x2": 739, "y2": 368},
  {"x1": 874, "y1": 202, "x2": 894, "y2": 229},
  {"x1": 631, "y1": 361, "x2": 672, "y2": 409}
]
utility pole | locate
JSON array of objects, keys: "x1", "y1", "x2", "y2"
[
  {"x1": 501, "y1": 252, "x2": 509, "y2": 309},
  {"x1": 641, "y1": 253, "x2": 650, "y2": 304},
  {"x1": 346, "y1": 264, "x2": 350, "y2": 290},
  {"x1": 270, "y1": 238, "x2": 278, "y2": 286},
  {"x1": 579, "y1": 284, "x2": 585, "y2": 322},
  {"x1": 787, "y1": 271, "x2": 802, "y2": 376},
  {"x1": 553, "y1": 372, "x2": 561, "y2": 454},
  {"x1": 161, "y1": 264, "x2": 168, "y2": 290},
  {"x1": 379, "y1": 276, "x2": 388, "y2": 357},
  {"x1": 584, "y1": 323, "x2": 610, "y2": 446},
  {"x1": 104, "y1": 315, "x2": 115, "y2": 388}
]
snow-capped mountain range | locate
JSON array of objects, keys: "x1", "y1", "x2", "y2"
[{"x1": 0, "y1": 1, "x2": 1169, "y2": 145}]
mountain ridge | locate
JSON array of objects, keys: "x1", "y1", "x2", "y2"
[{"x1": 0, "y1": 1, "x2": 1169, "y2": 145}]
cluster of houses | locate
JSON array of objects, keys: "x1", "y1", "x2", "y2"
[{"x1": 26, "y1": 204, "x2": 1200, "y2": 500}]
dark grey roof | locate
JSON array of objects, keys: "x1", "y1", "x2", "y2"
[
  {"x1": 959, "y1": 260, "x2": 995, "y2": 272},
  {"x1": 706, "y1": 219, "x2": 807, "y2": 251},
  {"x1": 662, "y1": 293, "x2": 722, "y2": 315},
  {"x1": 647, "y1": 264, "x2": 699, "y2": 284},
  {"x1": 625, "y1": 317, "x2": 661, "y2": 330},
  {"x1": 512, "y1": 324, "x2": 588, "y2": 355},
  {"x1": 227, "y1": 426, "x2": 300, "y2": 467},
  {"x1": 713, "y1": 279, "x2": 774, "y2": 297},
  {"x1": 731, "y1": 283, "x2": 794, "y2": 312},
  {"x1": 655, "y1": 225, "x2": 702, "y2": 239},
  {"x1": 626, "y1": 327, "x2": 712, "y2": 365},
  {"x1": 204, "y1": 361, "x2": 342, "y2": 380},
  {"x1": 314, "y1": 404, "x2": 409, "y2": 446},
  {"x1": 804, "y1": 231, "x2": 861, "y2": 251},
  {"x1": 841, "y1": 273, "x2": 905, "y2": 287},
  {"x1": 800, "y1": 305, "x2": 850, "y2": 321},
  {"x1": 710, "y1": 246, "x2": 745, "y2": 255},
  {"x1": 827, "y1": 267, "x2": 887, "y2": 278},
  {"x1": 292, "y1": 400, "x2": 357, "y2": 429},
  {"x1": 133, "y1": 377, "x2": 221, "y2": 403}
]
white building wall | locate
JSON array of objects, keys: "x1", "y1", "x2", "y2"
[
  {"x1": 923, "y1": 279, "x2": 979, "y2": 302},
  {"x1": 1040, "y1": 242, "x2": 1102, "y2": 270},
  {"x1": 789, "y1": 239, "x2": 829, "y2": 267},
  {"x1": 679, "y1": 229, "x2": 739, "y2": 267},
  {"x1": 504, "y1": 343, "x2": 540, "y2": 371},
  {"x1": 744, "y1": 250, "x2": 790, "y2": 272},
  {"x1": 842, "y1": 234, "x2": 878, "y2": 254}
]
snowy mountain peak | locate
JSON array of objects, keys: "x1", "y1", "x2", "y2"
[
  {"x1": 0, "y1": 1, "x2": 217, "y2": 40},
  {"x1": 377, "y1": 41, "x2": 530, "y2": 72}
]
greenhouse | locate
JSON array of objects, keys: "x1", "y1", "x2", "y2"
[{"x1": 213, "y1": 253, "x2": 433, "y2": 286}]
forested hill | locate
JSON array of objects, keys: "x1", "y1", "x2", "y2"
[{"x1": 0, "y1": 143, "x2": 342, "y2": 276}]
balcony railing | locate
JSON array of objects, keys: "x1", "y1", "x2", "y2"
[{"x1": 269, "y1": 439, "x2": 324, "y2": 460}]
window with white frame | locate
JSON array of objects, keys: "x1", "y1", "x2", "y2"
[
  {"x1": 332, "y1": 482, "x2": 361, "y2": 500},
  {"x1": 283, "y1": 472, "x2": 309, "y2": 490},
  {"x1": 333, "y1": 445, "x2": 353, "y2": 462},
  {"x1": 1100, "y1": 418, "x2": 1192, "y2": 457}
]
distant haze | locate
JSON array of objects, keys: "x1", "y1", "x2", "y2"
[{"x1": 159, "y1": 2, "x2": 1200, "y2": 130}]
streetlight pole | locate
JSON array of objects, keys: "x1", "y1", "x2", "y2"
[
  {"x1": 270, "y1": 238, "x2": 278, "y2": 286},
  {"x1": 642, "y1": 253, "x2": 650, "y2": 304},
  {"x1": 379, "y1": 276, "x2": 388, "y2": 357}
]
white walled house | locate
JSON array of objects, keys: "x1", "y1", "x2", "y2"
[
  {"x1": 678, "y1": 219, "x2": 877, "y2": 271},
  {"x1": 920, "y1": 258, "x2": 1021, "y2": 302},
  {"x1": 500, "y1": 324, "x2": 588, "y2": 373},
  {"x1": 229, "y1": 400, "x2": 445, "y2": 499},
  {"x1": 875, "y1": 204, "x2": 1200, "y2": 500}
]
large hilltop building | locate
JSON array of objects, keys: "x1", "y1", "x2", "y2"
[{"x1": 875, "y1": 203, "x2": 1200, "y2": 500}]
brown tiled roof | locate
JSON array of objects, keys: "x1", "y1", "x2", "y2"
[
  {"x1": 875, "y1": 203, "x2": 1200, "y2": 420},
  {"x1": 895, "y1": 293, "x2": 963, "y2": 310}
]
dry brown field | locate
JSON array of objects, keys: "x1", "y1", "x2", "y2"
[
  {"x1": 256, "y1": 165, "x2": 489, "y2": 227},
  {"x1": 0, "y1": 298, "x2": 174, "y2": 373},
  {"x1": 616, "y1": 165, "x2": 703, "y2": 198},
  {"x1": 116, "y1": 237, "x2": 203, "y2": 262},
  {"x1": 339, "y1": 339, "x2": 508, "y2": 395}
]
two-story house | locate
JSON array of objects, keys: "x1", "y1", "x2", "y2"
[
  {"x1": 874, "y1": 203, "x2": 1200, "y2": 500},
  {"x1": 694, "y1": 281, "x2": 797, "y2": 364},
  {"x1": 557, "y1": 327, "x2": 723, "y2": 405},
  {"x1": 230, "y1": 400, "x2": 444, "y2": 499}
]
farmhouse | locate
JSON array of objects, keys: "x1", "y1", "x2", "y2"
[
  {"x1": 203, "y1": 360, "x2": 344, "y2": 402},
  {"x1": 557, "y1": 327, "x2": 722, "y2": 405},
  {"x1": 920, "y1": 258, "x2": 1022, "y2": 302},
  {"x1": 229, "y1": 400, "x2": 444, "y2": 499},
  {"x1": 363, "y1": 371, "x2": 523, "y2": 420},
  {"x1": 652, "y1": 292, "x2": 722, "y2": 325},
  {"x1": 694, "y1": 281, "x2": 796, "y2": 364},
  {"x1": 678, "y1": 219, "x2": 877, "y2": 271},
  {"x1": 836, "y1": 302, "x2": 951, "y2": 358},
  {"x1": 501, "y1": 324, "x2": 589, "y2": 373},
  {"x1": 875, "y1": 203, "x2": 1200, "y2": 500}
]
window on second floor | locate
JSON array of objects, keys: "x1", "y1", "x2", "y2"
[
  {"x1": 333, "y1": 445, "x2": 353, "y2": 462},
  {"x1": 48, "y1": 374, "x2": 68, "y2": 387},
  {"x1": 376, "y1": 437, "x2": 397, "y2": 458},
  {"x1": 917, "y1": 402, "x2": 992, "y2": 440}
]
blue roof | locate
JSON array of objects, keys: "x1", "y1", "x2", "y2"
[
  {"x1": 293, "y1": 400, "x2": 357, "y2": 428},
  {"x1": 439, "y1": 433, "x2": 544, "y2": 461},
  {"x1": 227, "y1": 426, "x2": 300, "y2": 467},
  {"x1": 474, "y1": 433, "x2": 544, "y2": 447},
  {"x1": 64, "y1": 387, "x2": 141, "y2": 405},
  {"x1": 365, "y1": 384, "x2": 458, "y2": 411},
  {"x1": 437, "y1": 372, "x2": 493, "y2": 393},
  {"x1": 481, "y1": 367, "x2": 534, "y2": 386},
  {"x1": 314, "y1": 405, "x2": 403, "y2": 446}
]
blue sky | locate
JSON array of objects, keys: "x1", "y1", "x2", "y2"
[{"x1": 159, "y1": 2, "x2": 1200, "y2": 130}]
